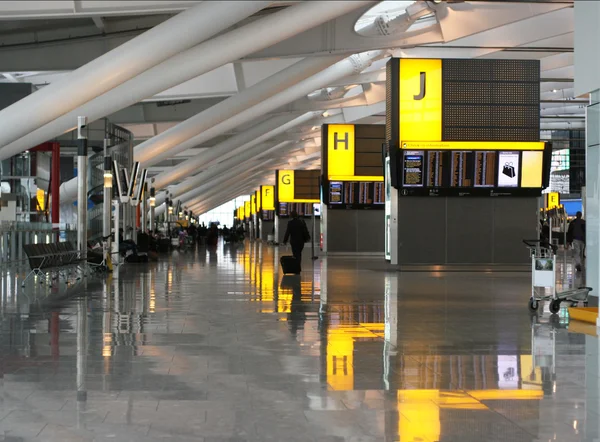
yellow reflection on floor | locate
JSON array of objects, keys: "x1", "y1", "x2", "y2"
[{"x1": 398, "y1": 390, "x2": 441, "y2": 442}]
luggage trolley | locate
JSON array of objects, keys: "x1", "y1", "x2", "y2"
[{"x1": 524, "y1": 240, "x2": 592, "y2": 314}]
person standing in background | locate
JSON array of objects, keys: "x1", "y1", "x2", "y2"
[
  {"x1": 567, "y1": 211, "x2": 586, "y2": 272},
  {"x1": 283, "y1": 211, "x2": 310, "y2": 271}
]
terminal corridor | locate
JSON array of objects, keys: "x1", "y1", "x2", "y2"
[{"x1": 0, "y1": 242, "x2": 596, "y2": 442}]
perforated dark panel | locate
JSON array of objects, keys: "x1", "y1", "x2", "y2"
[
  {"x1": 355, "y1": 124, "x2": 385, "y2": 177},
  {"x1": 294, "y1": 170, "x2": 320, "y2": 200},
  {"x1": 442, "y1": 59, "x2": 540, "y2": 141}
]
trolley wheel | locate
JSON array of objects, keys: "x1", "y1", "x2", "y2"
[
  {"x1": 528, "y1": 298, "x2": 539, "y2": 312},
  {"x1": 549, "y1": 299, "x2": 561, "y2": 314}
]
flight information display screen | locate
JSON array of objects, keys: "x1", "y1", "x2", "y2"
[
  {"x1": 261, "y1": 210, "x2": 275, "y2": 221},
  {"x1": 327, "y1": 181, "x2": 385, "y2": 209},
  {"x1": 276, "y1": 202, "x2": 318, "y2": 218},
  {"x1": 402, "y1": 151, "x2": 424, "y2": 187},
  {"x1": 400, "y1": 148, "x2": 543, "y2": 196}
]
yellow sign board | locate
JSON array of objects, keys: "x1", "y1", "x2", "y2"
[
  {"x1": 261, "y1": 185, "x2": 275, "y2": 211},
  {"x1": 327, "y1": 124, "x2": 355, "y2": 179},
  {"x1": 546, "y1": 192, "x2": 560, "y2": 210},
  {"x1": 277, "y1": 170, "x2": 319, "y2": 203},
  {"x1": 399, "y1": 59, "x2": 442, "y2": 142},
  {"x1": 251, "y1": 194, "x2": 256, "y2": 214},
  {"x1": 244, "y1": 201, "x2": 250, "y2": 219},
  {"x1": 325, "y1": 124, "x2": 384, "y2": 182},
  {"x1": 256, "y1": 189, "x2": 261, "y2": 212},
  {"x1": 401, "y1": 141, "x2": 545, "y2": 151},
  {"x1": 278, "y1": 170, "x2": 295, "y2": 202}
]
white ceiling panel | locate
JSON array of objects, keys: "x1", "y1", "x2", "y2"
[
  {"x1": 240, "y1": 58, "x2": 303, "y2": 88},
  {"x1": 153, "y1": 64, "x2": 238, "y2": 100}
]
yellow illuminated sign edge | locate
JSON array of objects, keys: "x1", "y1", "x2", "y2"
[{"x1": 401, "y1": 141, "x2": 545, "y2": 151}]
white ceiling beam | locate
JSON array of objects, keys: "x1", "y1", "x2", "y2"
[
  {"x1": 0, "y1": 1, "x2": 202, "y2": 19},
  {"x1": 92, "y1": 16, "x2": 105, "y2": 31},
  {"x1": 2, "y1": 73, "x2": 21, "y2": 83}
]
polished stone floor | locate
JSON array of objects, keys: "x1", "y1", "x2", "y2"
[{"x1": 0, "y1": 241, "x2": 598, "y2": 441}]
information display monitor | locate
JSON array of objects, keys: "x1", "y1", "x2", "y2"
[
  {"x1": 262, "y1": 210, "x2": 275, "y2": 221},
  {"x1": 328, "y1": 181, "x2": 385, "y2": 207},
  {"x1": 276, "y1": 202, "x2": 319, "y2": 218},
  {"x1": 397, "y1": 146, "x2": 550, "y2": 196}
]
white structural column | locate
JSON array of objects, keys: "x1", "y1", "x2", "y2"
[
  {"x1": 76, "y1": 117, "x2": 88, "y2": 258},
  {"x1": 149, "y1": 51, "x2": 384, "y2": 186},
  {"x1": 153, "y1": 115, "x2": 296, "y2": 191},
  {"x1": 0, "y1": 1, "x2": 371, "y2": 161},
  {"x1": 186, "y1": 163, "x2": 283, "y2": 210},
  {"x1": 575, "y1": 1, "x2": 600, "y2": 302},
  {"x1": 153, "y1": 111, "x2": 317, "y2": 190},
  {"x1": 136, "y1": 55, "x2": 344, "y2": 168},
  {"x1": 155, "y1": 159, "x2": 276, "y2": 216},
  {"x1": 189, "y1": 167, "x2": 281, "y2": 213},
  {"x1": 190, "y1": 173, "x2": 274, "y2": 214},
  {"x1": 157, "y1": 141, "x2": 293, "y2": 208},
  {"x1": 188, "y1": 177, "x2": 266, "y2": 214},
  {"x1": 0, "y1": 2, "x2": 268, "y2": 156}
]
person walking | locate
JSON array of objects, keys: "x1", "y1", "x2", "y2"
[
  {"x1": 283, "y1": 211, "x2": 310, "y2": 271},
  {"x1": 567, "y1": 211, "x2": 586, "y2": 272}
]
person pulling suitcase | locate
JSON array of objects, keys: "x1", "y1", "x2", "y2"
[{"x1": 282, "y1": 211, "x2": 310, "y2": 273}]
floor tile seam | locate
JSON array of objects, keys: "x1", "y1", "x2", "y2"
[{"x1": 460, "y1": 392, "x2": 540, "y2": 438}]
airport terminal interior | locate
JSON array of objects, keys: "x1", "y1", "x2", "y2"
[{"x1": 3, "y1": 1, "x2": 600, "y2": 441}]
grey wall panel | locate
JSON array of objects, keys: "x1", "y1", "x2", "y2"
[
  {"x1": 260, "y1": 221, "x2": 274, "y2": 241},
  {"x1": 397, "y1": 198, "x2": 446, "y2": 264},
  {"x1": 327, "y1": 210, "x2": 357, "y2": 252},
  {"x1": 446, "y1": 198, "x2": 494, "y2": 264},
  {"x1": 325, "y1": 209, "x2": 385, "y2": 253},
  {"x1": 492, "y1": 198, "x2": 536, "y2": 264},
  {"x1": 356, "y1": 210, "x2": 385, "y2": 253},
  {"x1": 395, "y1": 195, "x2": 537, "y2": 264}
]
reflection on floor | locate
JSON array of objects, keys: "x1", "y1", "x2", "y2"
[{"x1": 0, "y1": 240, "x2": 597, "y2": 441}]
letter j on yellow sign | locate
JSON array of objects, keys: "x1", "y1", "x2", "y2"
[{"x1": 399, "y1": 59, "x2": 442, "y2": 142}]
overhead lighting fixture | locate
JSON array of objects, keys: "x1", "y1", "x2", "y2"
[
  {"x1": 552, "y1": 89, "x2": 558, "y2": 93},
  {"x1": 149, "y1": 187, "x2": 156, "y2": 207},
  {"x1": 103, "y1": 156, "x2": 113, "y2": 188},
  {"x1": 312, "y1": 126, "x2": 319, "y2": 130},
  {"x1": 322, "y1": 111, "x2": 329, "y2": 117}
]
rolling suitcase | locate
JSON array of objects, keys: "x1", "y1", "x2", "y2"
[{"x1": 280, "y1": 256, "x2": 300, "y2": 275}]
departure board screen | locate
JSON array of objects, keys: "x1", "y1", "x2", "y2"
[
  {"x1": 474, "y1": 151, "x2": 496, "y2": 187},
  {"x1": 450, "y1": 151, "x2": 473, "y2": 187},
  {"x1": 262, "y1": 210, "x2": 275, "y2": 221},
  {"x1": 328, "y1": 181, "x2": 385, "y2": 209},
  {"x1": 402, "y1": 151, "x2": 424, "y2": 187},
  {"x1": 427, "y1": 151, "x2": 444, "y2": 187},
  {"x1": 398, "y1": 147, "x2": 547, "y2": 197},
  {"x1": 329, "y1": 182, "x2": 342, "y2": 204},
  {"x1": 277, "y1": 202, "x2": 317, "y2": 218},
  {"x1": 278, "y1": 202, "x2": 288, "y2": 217}
]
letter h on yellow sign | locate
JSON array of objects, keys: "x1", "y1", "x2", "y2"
[{"x1": 327, "y1": 124, "x2": 355, "y2": 180}]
